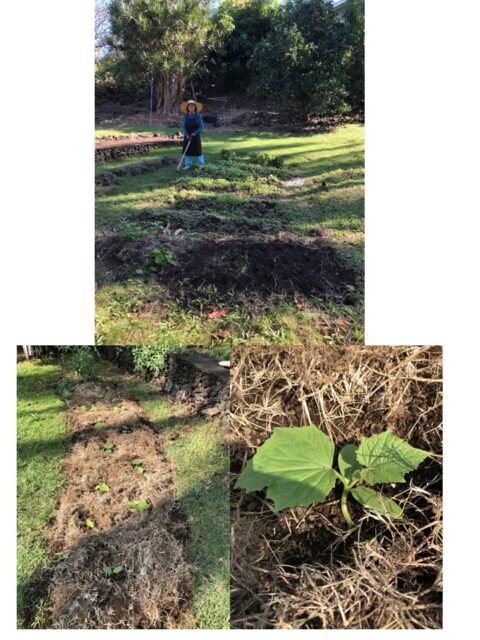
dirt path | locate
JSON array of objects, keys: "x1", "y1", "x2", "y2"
[{"x1": 45, "y1": 380, "x2": 193, "y2": 629}]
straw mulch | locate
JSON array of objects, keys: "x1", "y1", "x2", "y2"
[{"x1": 230, "y1": 346, "x2": 443, "y2": 629}]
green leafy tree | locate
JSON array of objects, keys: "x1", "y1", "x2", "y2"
[
  {"x1": 342, "y1": 0, "x2": 365, "y2": 112},
  {"x1": 206, "y1": 0, "x2": 278, "y2": 94},
  {"x1": 249, "y1": 0, "x2": 353, "y2": 116},
  {"x1": 108, "y1": 0, "x2": 231, "y2": 115}
]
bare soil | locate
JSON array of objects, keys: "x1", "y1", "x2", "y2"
[
  {"x1": 230, "y1": 346, "x2": 443, "y2": 629},
  {"x1": 43, "y1": 381, "x2": 193, "y2": 629}
]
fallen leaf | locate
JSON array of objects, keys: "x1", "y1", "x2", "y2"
[
  {"x1": 207, "y1": 310, "x2": 227, "y2": 319},
  {"x1": 213, "y1": 330, "x2": 230, "y2": 338},
  {"x1": 334, "y1": 317, "x2": 352, "y2": 329}
]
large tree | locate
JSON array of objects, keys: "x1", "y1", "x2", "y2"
[
  {"x1": 207, "y1": 0, "x2": 279, "y2": 94},
  {"x1": 249, "y1": 0, "x2": 355, "y2": 116},
  {"x1": 108, "y1": 0, "x2": 231, "y2": 115}
]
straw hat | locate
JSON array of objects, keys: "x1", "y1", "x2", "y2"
[{"x1": 180, "y1": 99, "x2": 203, "y2": 114}]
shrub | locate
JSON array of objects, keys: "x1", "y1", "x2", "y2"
[
  {"x1": 58, "y1": 347, "x2": 98, "y2": 381},
  {"x1": 131, "y1": 344, "x2": 184, "y2": 378}
]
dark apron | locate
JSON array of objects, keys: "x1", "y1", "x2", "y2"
[{"x1": 182, "y1": 117, "x2": 202, "y2": 157}]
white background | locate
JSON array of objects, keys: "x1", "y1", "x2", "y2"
[{"x1": 1, "y1": 0, "x2": 480, "y2": 635}]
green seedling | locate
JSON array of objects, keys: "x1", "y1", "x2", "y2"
[
  {"x1": 131, "y1": 459, "x2": 145, "y2": 474},
  {"x1": 86, "y1": 518, "x2": 95, "y2": 529},
  {"x1": 129, "y1": 500, "x2": 150, "y2": 512},
  {"x1": 103, "y1": 565, "x2": 123, "y2": 576},
  {"x1": 89, "y1": 404, "x2": 98, "y2": 412},
  {"x1": 235, "y1": 427, "x2": 430, "y2": 527},
  {"x1": 121, "y1": 425, "x2": 132, "y2": 434},
  {"x1": 103, "y1": 442, "x2": 114, "y2": 453},
  {"x1": 95, "y1": 482, "x2": 110, "y2": 493},
  {"x1": 95, "y1": 421, "x2": 105, "y2": 430}
]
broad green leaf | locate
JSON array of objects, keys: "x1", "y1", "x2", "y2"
[
  {"x1": 136, "y1": 466, "x2": 145, "y2": 474},
  {"x1": 235, "y1": 426, "x2": 336, "y2": 511},
  {"x1": 351, "y1": 486, "x2": 403, "y2": 519},
  {"x1": 85, "y1": 518, "x2": 95, "y2": 529},
  {"x1": 95, "y1": 482, "x2": 110, "y2": 493},
  {"x1": 338, "y1": 444, "x2": 362, "y2": 482},
  {"x1": 103, "y1": 567, "x2": 113, "y2": 576},
  {"x1": 104, "y1": 442, "x2": 114, "y2": 450},
  {"x1": 131, "y1": 458, "x2": 143, "y2": 466},
  {"x1": 113, "y1": 565, "x2": 123, "y2": 574},
  {"x1": 356, "y1": 431, "x2": 430, "y2": 485}
]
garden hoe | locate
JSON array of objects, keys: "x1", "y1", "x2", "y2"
[{"x1": 176, "y1": 138, "x2": 192, "y2": 171}]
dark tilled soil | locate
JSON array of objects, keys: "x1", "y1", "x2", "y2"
[
  {"x1": 132, "y1": 207, "x2": 284, "y2": 235},
  {"x1": 96, "y1": 235, "x2": 359, "y2": 305}
]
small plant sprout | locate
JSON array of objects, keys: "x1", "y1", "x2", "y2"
[
  {"x1": 103, "y1": 442, "x2": 115, "y2": 454},
  {"x1": 235, "y1": 427, "x2": 431, "y2": 527},
  {"x1": 85, "y1": 518, "x2": 95, "y2": 529},
  {"x1": 103, "y1": 565, "x2": 123, "y2": 576},
  {"x1": 95, "y1": 482, "x2": 110, "y2": 493},
  {"x1": 95, "y1": 421, "x2": 105, "y2": 430},
  {"x1": 129, "y1": 499, "x2": 150, "y2": 512},
  {"x1": 131, "y1": 458, "x2": 145, "y2": 474}
]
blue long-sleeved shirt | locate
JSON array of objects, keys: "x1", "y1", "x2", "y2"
[{"x1": 182, "y1": 113, "x2": 204, "y2": 136}]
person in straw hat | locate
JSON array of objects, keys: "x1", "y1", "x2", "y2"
[{"x1": 180, "y1": 99, "x2": 205, "y2": 169}]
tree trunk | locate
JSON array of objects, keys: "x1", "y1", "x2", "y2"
[{"x1": 154, "y1": 69, "x2": 185, "y2": 116}]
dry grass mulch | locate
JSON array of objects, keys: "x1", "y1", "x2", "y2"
[
  {"x1": 45, "y1": 382, "x2": 193, "y2": 629},
  {"x1": 230, "y1": 345, "x2": 443, "y2": 629}
]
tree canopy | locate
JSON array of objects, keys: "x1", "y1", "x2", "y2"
[{"x1": 95, "y1": 0, "x2": 364, "y2": 117}]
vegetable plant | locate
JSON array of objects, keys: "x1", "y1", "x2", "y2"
[
  {"x1": 129, "y1": 499, "x2": 150, "y2": 512},
  {"x1": 131, "y1": 458, "x2": 145, "y2": 474},
  {"x1": 95, "y1": 482, "x2": 110, "y2": 493},
  {"x1": 235, "y1": 426, "x2": 430, "y2": 526},
  {"x1": 85, "y1": 518, "x2": 95, "y2": 529},
  {"x1": 103, "y1": 565, "x2": 123, "y2": 576},
  {"x1": 103, "y1": 442, "x2": 115, "y2": 454}
]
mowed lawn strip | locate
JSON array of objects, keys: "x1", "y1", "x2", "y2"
[
  {"x1": 165, "y1": 420, "x2": 230, "y2": 629},
  {"x1": 17, "y1": 360, "x2": 70, "y2": 628}
]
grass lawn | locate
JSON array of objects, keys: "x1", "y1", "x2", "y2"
[
  {"x1": 17, "y1": 359, "x2": 69, "y2": 628},
  {"x1": 165, "y1": 420, "x2": 229, "y2": 629},
  {"x1": 95, "y1": 124, "x2": 364, "y2": 348}
]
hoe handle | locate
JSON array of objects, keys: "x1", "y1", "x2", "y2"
[{"x1": 177, "y1": 138, "x2": 192, "y2": 171}]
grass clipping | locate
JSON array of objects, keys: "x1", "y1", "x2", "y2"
[
  {"x1": 50, "y1": 503, "x2": 192, "y2": 629},
  {"x1": 47, "y1": 382, "x2": 193, "y2": 629},
  {"x1": 230, "y1": 346, "x2": 442, "y2": 629}
]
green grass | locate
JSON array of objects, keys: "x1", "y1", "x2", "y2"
[
  {"x1": 96, "y1": 125, "x2": 364, "y2": 346},
  {"x1": 165, "y1": 420, "x2": 229, "y2": 629},
  {"x1": 17, "y1": 360, "x2": 70, "y2": 628}
]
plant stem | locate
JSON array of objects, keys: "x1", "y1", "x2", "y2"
[{"x1": 340, "y1": 486, "x2": 354, "y2": 527}]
